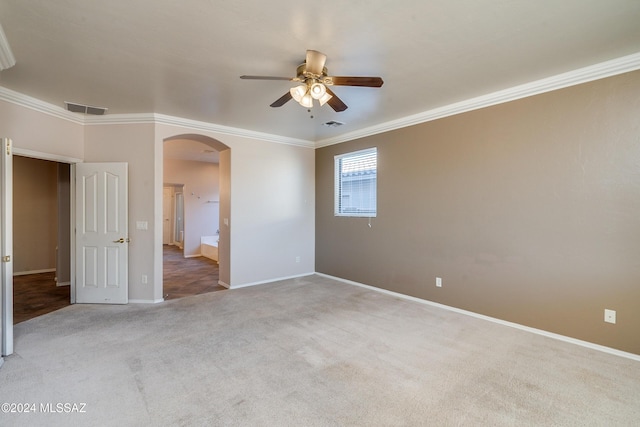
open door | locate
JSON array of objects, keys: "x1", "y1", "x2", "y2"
[
  {"x1": 75, "y1": 163, "x2": 128, "y2": 304},
  {"x1": 1, "y1": 138, "x2": 13, "y2": 356}
]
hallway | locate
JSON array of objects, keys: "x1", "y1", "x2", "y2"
[{"x1": 13, "y1": 245, "x2": 223, "y2": 323}]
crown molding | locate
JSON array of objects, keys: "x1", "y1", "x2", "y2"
[
  {"x1": 0, "y1": 85, "x2": 84, "y2": 124},
  {"x1": 2, "y1": 52, "x2": 639, "y2": 150},
  {"x1": 152, "y1": 113, "x2": 315, "y2": 148},
  {"x1": 82, "y1": 112, "x2": 158, "y2": 125},
  {"x1": 0, "y1": 23, "x2": 16, "y2": 70},
  {"x1": 84, "y1": 112, "x2": 314, "y2": 148},
  {"x1": 0, "y1": 86, "x2": 315, "y2": 148},
  {"x1": 316, "y1": 51, "x2": 640, "y2": 148}
]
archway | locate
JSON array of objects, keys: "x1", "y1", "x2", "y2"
[{"x1": 162, "y1": 134, "x2": 231, "y2": 296}]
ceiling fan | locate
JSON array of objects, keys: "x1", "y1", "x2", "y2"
[{"x1": 240, "y1": 50, "x2": 384, "y2": 112}]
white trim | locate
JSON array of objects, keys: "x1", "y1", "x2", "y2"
[
  {"x1": 85, "y1": 112, "x2": 315, "y2": 148},
  {"x1": 229, "y1": 272, "x2": 315, "y2": 290},
  {"x1": 184, "y1": 253, "x2": 201, "y2": 259},
  {"x1": 218, "y1": 280, "x2": 230, "y2": 289},
  {"x1": 2, "y1": 52, "x2": 639, "y2": 149},
  {"x1": 13, "y1": 147, "x2": 82, "y2": 164},
  {"x1": 56, "y1": 281, "x2": 70, "y2": 287},
  {"x1": 14, "y1": 268, "x2": 56, "y2": 276},
  {"x1": 82, "y1": 112, "x2": 157, "y2": 126},
  {"x1": 0, "y1": 23, "x2": 16, "y2": 71},
  {"x1": 316, "y1": 51, "x2": 640, "y2": 148},
  {"x1": 0, "y1": 86, "x2": 83, "y2": 124},
  {"x1": 0, "y1": 89, "x2": 313, "y2": 149},
  {"x1": 69, "y1": 166, "x2": 76, "y2": 304},
  {"x1": 316, "y1": 273, "x2": 640, "y2": 363},
  {"x1": 152, "y1": 114, "x2": 315, "y2": 148},
  {"x1": 129, "y1": 298, "x2": 164, "y2": 304}
]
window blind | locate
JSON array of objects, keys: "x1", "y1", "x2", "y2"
[{"x1": 334, "y1": 148, "x2": 377, "y2": 217}]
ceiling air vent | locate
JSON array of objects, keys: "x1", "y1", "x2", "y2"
[
  {"x1": 65, "y1": 102, "x2": 108, "y2": 115},
  {"x1": 323, "y1": 120, "x2": 344, "y2": 128}
]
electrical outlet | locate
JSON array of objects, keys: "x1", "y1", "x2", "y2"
[
  {"x1": 436, "y1": 277, "x2": 442, "y2": 288},
  {"x1": 141, "y1": 274, "x2": 148, "y2": 284},
  {"x1": 295, "y1": 256, "x2": 301, "y2": 263},
  {"x1": 604, "y1": 309, "x2": 616, "y2": 324}
]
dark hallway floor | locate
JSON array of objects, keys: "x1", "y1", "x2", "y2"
[
  {"x1": 13, "y1": 272, "x2": 70, "y2": 324},
  {"x1": 13, "y1": 245, "x2": 224, "y2": 323},
  {"x1": 162, "y1": 244, "x2": 225, "y2": 300}
]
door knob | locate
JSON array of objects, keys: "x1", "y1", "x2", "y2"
[{"x1": 113, "y1": 238, "x2": 130, "y2": 243}]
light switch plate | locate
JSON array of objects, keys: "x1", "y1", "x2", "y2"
[{"x1": 604, "y1": 309, "x2": 616, "y2": 324}]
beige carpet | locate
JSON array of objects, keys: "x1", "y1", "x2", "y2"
[{"x1": 1, "y1": 275, "x2": 639, "y2": 426}]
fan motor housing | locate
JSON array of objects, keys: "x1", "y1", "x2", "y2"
[{"x1": 297, "y1": 63, "x2": 328, "y2": 81}]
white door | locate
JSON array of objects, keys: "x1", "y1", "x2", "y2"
[
  {"x1": 163, "y1": 187, "x2": 172, "y2": 245},
  {"x1": 1, "y1": 138, "x2": 13, "y2": 356},
  {"x1": 75, "y1": 163, "x2": 128, "y2": 304}
]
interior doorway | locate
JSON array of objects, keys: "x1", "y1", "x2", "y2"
[
  {"x1": 163, "y1": 137, "x2": 223, "y2": 299},
  {"x1": 13, "y1": 156, "x2": 72, "y2": 323},
  {"x1": 163, "y1": 185, "x2": 185, "y2": 250}
]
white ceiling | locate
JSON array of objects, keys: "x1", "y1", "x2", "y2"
[{"x1": 1, "y1": 0, "x2": 640, "y2": 144}]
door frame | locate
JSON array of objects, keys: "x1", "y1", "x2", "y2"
[
  {"x1": 1, "y1": 147, "x2": 80, "y2": 358},
  {"x1": 13, "y1": 148, "x2": 79, "y2": 304},
  {"x1": 1, "y1": 138, "x2": 13, "y2": 356}
]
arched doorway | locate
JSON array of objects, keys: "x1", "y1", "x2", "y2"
[{"x1": 162, "y1": 134, "x2": 231, "y2": 298}]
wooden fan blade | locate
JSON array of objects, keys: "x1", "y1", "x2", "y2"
[
  {"x1": 305, "y1": 50, "x2": 327, "y2": 75},
  {"x1": 325, "y1": 87, "x2": 348, "y2": 112},
  {"x1": 270, "y1": 91, "x2": 293, "y2": 108},
  {"x1": 240, "y1": 75, "x2": 293, "y2": 81},
  {"x1": 329, "y1": 76, "x2": 384, "y2": 87}
]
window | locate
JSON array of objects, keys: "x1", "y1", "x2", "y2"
[{"x1": 335, "y1": 148, "x2": 377, "y2": 217}]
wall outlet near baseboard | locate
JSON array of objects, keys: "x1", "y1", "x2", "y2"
[
  {"x1": 436, "y1": 277, "x2": 442, "y2": 288},
  {"x1": 295, "y1": 256, "x2": 301, "y2": 263},
  {"x1": 141, "y1": 274, "x2": 148, "y2": 284},
  {"x1": 604, "y1": 309, "x2": 616, "y2": 324}
]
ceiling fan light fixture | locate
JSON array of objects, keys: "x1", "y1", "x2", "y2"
[
  {"x1": 310, "y1": 82, "x2": 327, "y2": 99},
  {"x1": 290, "y1": 84, "x2": 307, "y2": 102},
  {"x1": 318, "y1": 92, "x2": 332, "y2": 106},
  {"x1": 241, "y1": 49, "x2": 383, "y2": 112},
  {"x1": 300, "y1": 92, "x2": 314, "y2": 108}
]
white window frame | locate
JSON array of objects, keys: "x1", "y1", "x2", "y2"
[{"x1": 334, "y1": 147, "x2": 377, "y2": 217}]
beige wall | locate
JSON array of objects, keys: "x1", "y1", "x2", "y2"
[
  {"x1": 13, "y1": 156, "x2": 58, "y2": 274},
  {"x1": 84, "y1": 123, "x2": 157, "y2": 301},
  {"x1": 156, "y1": 125, "x2": 316, "y2": 289},
  {"x1": 316, "y1": 70, "x2": 640, "y2": 355},
  {"x1": 0, "y1": 100, "x2": 84, "y2": 159},
  {"x1": 163, "y1": 157, "x2": 220, "y2": 257}
]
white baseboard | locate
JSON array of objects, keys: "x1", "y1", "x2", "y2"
[
  {"x1": 56, "y1": 281, "x2": 70, "y2": 287},
  {"x1": 229, "y1": 272, "x2": 315, "y2": 290},
  {"x1": 129, "y1": 298, "x2": 164, "y2": 304},
  {"x1": 184, "y1": 253, "x2": 201, "y2": 259},
  {"x1": 14, "y1": 268, "x2": 56, "y2": 276},
  {"x1": 218, "y1": 280, "x2": 230, "y2": 289},
  {"x1": 315, "y1": 273, "x2": 640, "y2": 363}
]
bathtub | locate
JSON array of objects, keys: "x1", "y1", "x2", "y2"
[{"x1": 201, "y1": 236, "x2": 219, "y2": 262}]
